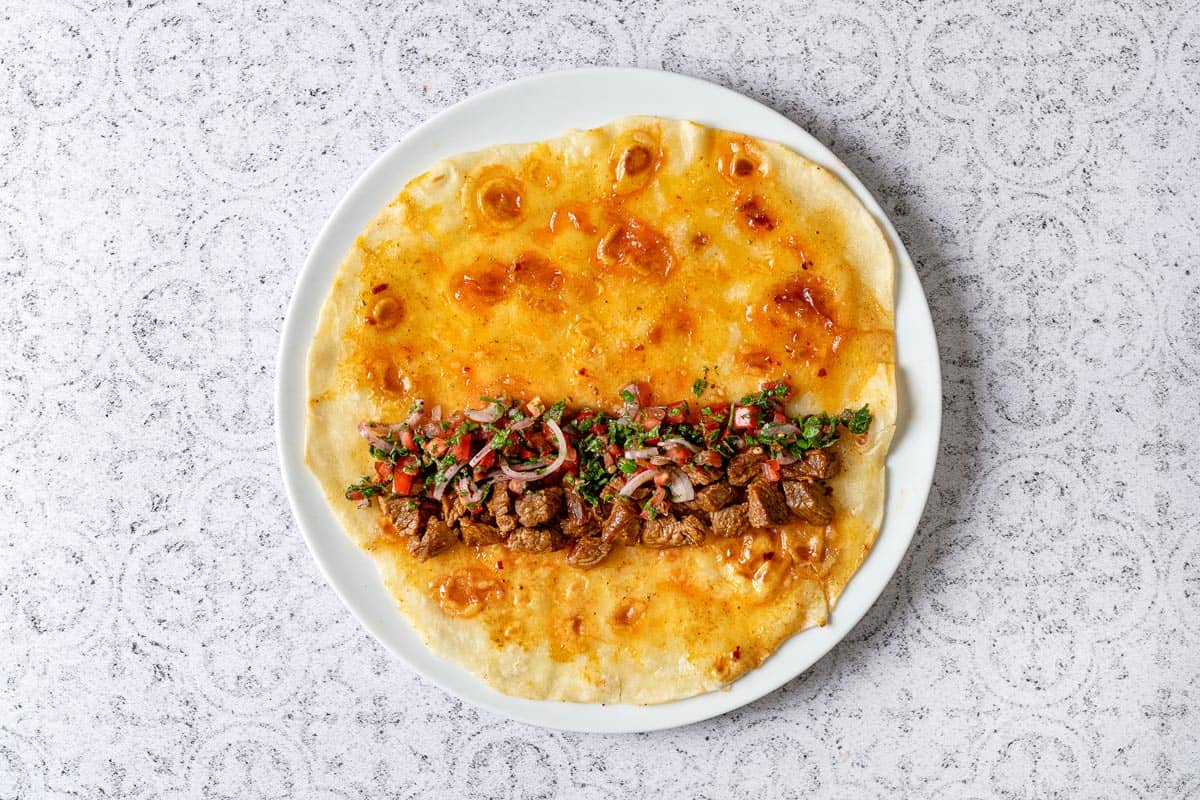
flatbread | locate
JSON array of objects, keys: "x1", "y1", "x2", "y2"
[{"x1": 306, "y1": 116, "x2": 895, "y2": 704}]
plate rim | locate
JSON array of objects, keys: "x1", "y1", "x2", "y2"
[{"x1": 275, "y1": 66, "x2": 942, "y2": 734}]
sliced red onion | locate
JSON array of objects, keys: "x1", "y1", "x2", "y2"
[
  {"x1": 456, "y1": 474, "x2": 487, "y2": 504},
  {"x1": 430, "y1": 404, "x2": 442, "y2": 422},
  {"x1": 509, "y1": 417, "x2": 536, "y2": 431},
  {"x1": 421, "y1": 421, "x2": 443, "y2": 438},
  {"x1": 469, "y1": 437, "x2": 498, "y2": 468},
  {"x1": 497, "y1": 419, "x2": 567, "y2": 481},
  {"x1": 618, "y1": 468, "x2": 658, "y2": 497},
  {"x1": 776, "y1": 454, "x2": 799, "y2": 465},
  {"x1": 357, "y1": 422, "x2": 392, "y2": 452},
  {"x1": 649, "y1": 455, "x2": 674, "y2": 466},
  {"x1": 621, "y1": 382, "x2": 640, "y2": 417},
  {"x1": 661, "y1": 437, "x2": 701, "y2": 453},
  {"x1": 761, "y1": 423, "x2": 801, "y2": 437},
  {"x1": 465, "y1": 402, "x2": 502, "y2": 423},
  {"x1": 404, "y1": 400, "x2": 424, "y2": 427},
  {"x1": 667, "y1": 468, "x2": 695, "y2": 502},
  {"x1": 432, "y1": 462, "x2": 465, "y2": 500},
  {"x1": 356, "y1": 497, "x2": 371, "y2": 510},
  {"x1": 624, "y1": 446, "x2": 659, "y2": 460}
]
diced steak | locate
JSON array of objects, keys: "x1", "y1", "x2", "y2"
[
  {"x1": 515, "y1": 487, "x2": 563, "y2": 527},
  {"x1": 441, "y1": 493, "x2": 468, "y2": 527},
  {"x1": 488, "y1": 485, "x2": 518, "y2": 533},
  {"x1": 567, "y1": 536, "x2": 614, "y2": 569},
  {"x1": 681, "y1": 463, "x2": 721, "y2": 487},
  {"x1": 781, "y1": 448, "x2": 840, "y2": 481},
  {"x1": 746, "y1": 480, "x2": 790, "y2": 527},
  {"x1": 562, "y1": 485, "x2": 600, "y2": 539},
  {"x1": 782, "y1": 480, "x2": 835, "y2": 526},
  {"x1": 409, "y1": 518, "x2": 457, "y2": 561},
  {"x1": 602, "y1": 496, "x2": 642, "y2": 545},
  {"x1": 601, "y1": 475, "x2": 627, "y2": 502},
  {"x1": 380, "y1": 496, "x2": 428, "y2": 539},
  {"x1": 727, "y1": 447, "x2": 768, "y2": 486},
  {"x1": 460, "y1": 518, "x2": 505, "y2": 547},
  {"x1": 682, "y1": 481, "x2": 737, "y2": 513},
  {"x1": 711, "y1": 503, "x2": 751, "y2": 538},
  {"x1": 506, "y1": 526, "x2": 564, "y2": 553},
  {"x1": 642, "y1": 514, "x2": 707, "y2": 547}
]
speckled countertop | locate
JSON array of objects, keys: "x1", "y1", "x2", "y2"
[{"x1": 2, "y1": 1, "x2": 1198, "y2": 797}]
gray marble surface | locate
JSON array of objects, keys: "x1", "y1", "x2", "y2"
[{"x1": 2, "y1": 0, "x2": 1198, "y2": 797}]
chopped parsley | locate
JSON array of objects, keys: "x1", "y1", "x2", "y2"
[{"x1": 345, "y1": 378, "x2": 873, "y2": 509}]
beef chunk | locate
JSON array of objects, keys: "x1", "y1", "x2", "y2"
[
  {"x1": 711, "y1": 503, "x2": 751, "y2": 538},
  {"x1": 682, "y1": 481, "x2": 737, "y2": 514},
  {"x1": 488, "y1": 485, "x2": 519, "y2": 533},
  {"x1": 562, "y1": 485, "x2": 600, "y2": 539},
  {"x1": 441, "y1": 493, "x2": 468, "y2": 527},
  {"x1": 681, "y1": 463, "x2": 721, "y2": 487},
  {"x1": 746, "y1": 480, "x2": 790, "y2": 527},
  {"x1": 601, "y1": 475, "x2": 627, "y2": 502},
  {"x1": 379, "y1": 496, "x2": 428, "y2": 539},
  {"x1": 781, "y1": 448, "x2": 840, "y2": 481},
  {"x1": 515, "y1": 487, "x2": 564, "y2": 527},
  {"x1": 642, "y1": 514, "x2": 707, "y2": 547},
  {"x1": 727, "y1": 447, "x2": 768, "y2": 486},
  {"x1": 460, "y1": 518, "x2": 505, "y2": 547},
  {"x1": 782, "y1": 480, "x2": 835, "y2": 526},
  {"x1": 409, "y1": 518, "x2": 457, "y2": 561},
  {"x1": 507, "y1": 526, "x2": 564, "y2": 553},
  {"x1": 567, "y1": 536, "x2": 614, "y2": 569},
  {"x1": 602, "y1": 496, "x2": 642, "y2": 545}
]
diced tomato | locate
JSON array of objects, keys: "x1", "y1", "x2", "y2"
[
  {"x1": 733, "y1": 405, "x2": 759, "y2": 429},
  {"x1": 451, "y1": 434, "x2": 471, "y2": 463},
  {"x1": 373, "y1": 461, "x2": 394, "y2": 481},
  {"x1": 665, "y1": 402, "x2": 688, "y2": 424},
  {"x1": 606, "y1": 444, "x2": 623, "y2": 460},
  {"x1": 653, "y1": 470, "x2": 671, "y2": 487},
  {"x1": 424, "y1": 437, "x2": 448, "y2": 457},
  {"x1": 591, "y1": 423, "x2": 609, "y2": 437},
  {"x1": 641, "y1": 486, "x2": 669, "y2": 519},
  {"x1": 772, "y1": 411, "x2": 788, "y2": 424},
  {"x1": 391, "y1": 470, "x2": 414, "y2": 495},
  {"x1": 640, "y1": 406, "x2": 667, "y2": 430},
  {"x1": 694, "y1": 450, "x2": 724, "y2": 468},
  {"x1": 347, "y1": 490, "x2": 364, "y2": 501},
  {"x1": 761, "y1": 459, "x2": 782, "y2": 482},
  {"x1": 664, "y1": 445, "x2": 692, "y2": 466},
  {"x1": 700, "y1": 404, "x2": 730, "y2": 430},
  {"x1": 563, "y1": 444, "x2": 579, "y2": 468},
  {"x1": 472, "y1": 449, "x2": 496, "y2": 476},
  {"x1": 398, "y1": 427, "x2": 415, "y2": 452}
]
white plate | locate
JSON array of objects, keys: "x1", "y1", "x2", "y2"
[{"x1": 275, "y1": 67, "x2": 941, "y2": 733}]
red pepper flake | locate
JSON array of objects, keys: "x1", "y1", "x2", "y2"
[
  {"x1": 817, "y1": 368, "x2": 827, "y2": 377},
  {"x1": 732, "y1": 646, "x2": 741, "y2": 660},
  {"x1": 371, "y1": 283, "x2": 389, "y2": 294},
  {"x1": 364, "y1": 317, "x2": 377, "y2": 325},
  {"x1": 763, "y1": 551, "x2": 775, "y2": 561},
  {"x1": 577, "y1": 367, "x2": 588, "y2": 376},
  {"x1": 633, "y1": 344, "x2": 645, "y2": 352},
  {"x1": 496, "y1": 560, "x2": 503, "y2": 570}
]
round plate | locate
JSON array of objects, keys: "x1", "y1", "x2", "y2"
[{"x1": 275, "y1": 67, "x2": 941, "y2": 733}]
